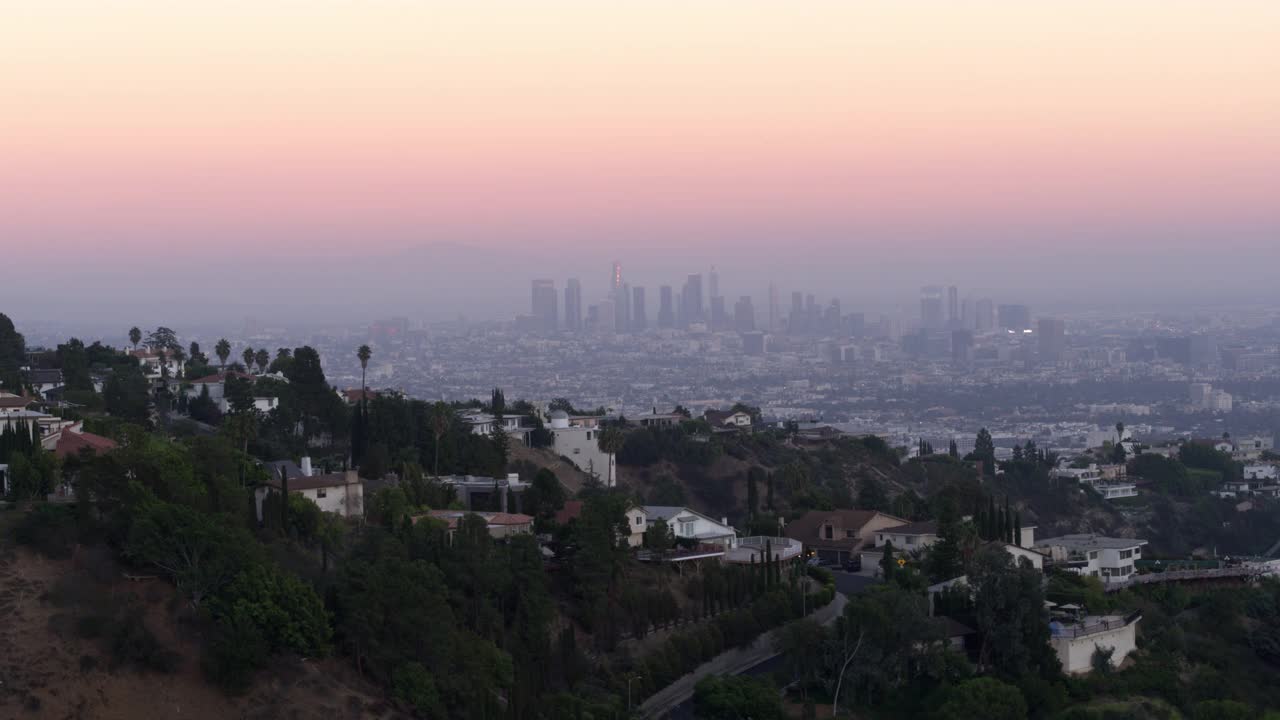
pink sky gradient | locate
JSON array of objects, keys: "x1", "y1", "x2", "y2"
[{"x1": 3, "y1": 1, "x2": 1279, "y2": 270}]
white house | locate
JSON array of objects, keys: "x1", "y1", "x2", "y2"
[
  {"x1": 642, "y1": 506, "x2": 737, "y2": 548},
  {"x1": 458, "y1": 410, "x2": 530, "y2": 444},
  {"x1": 255, "y1": 464, "x2": 364, "y2": 521},
  {"x1": 1050, "y1": 613, "x2": 1142, "y2": 674},
  {"x1": 1233, "y1": 436, "x2": 1274, "y2": 461},
  {"x1": 703, "y1": 409, "x2": 753, "y2": 429},
  {"x1": 1244, "y1": 464, "x2": 1278, "y2": 482},
  {"x1": 1004, "y1": 543, "x2": 1047, "y2": 570},
  {"x1": 1051, "y1": 465, "x2": 1103, "y2": 485},
  {"x1": 186, "y1": 371, "x2": 279, "y2": 414},
  {"x1": 548, "y1": 410, "x2": 616, "y2": 486},
  {"x1": 1096, "y1": 482, "x2": 1138, "y2": 500},
  {"x1": 129, "y1": 349, "x2": 182, "y2": 382},
  {"x1": 873, "y1": 520, "x2": 940, "y2": 551},
  {"x1": 1034, "y1": 534, "x2": 1147, "y2": 584}
]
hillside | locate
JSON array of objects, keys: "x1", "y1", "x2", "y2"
[{"x1": 0, "y1": 520, "x2": 395, "y2": 720}]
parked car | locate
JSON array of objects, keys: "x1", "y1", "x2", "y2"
[{"x1": 843, "y1": 556, "x2": 862, "y2": 572}]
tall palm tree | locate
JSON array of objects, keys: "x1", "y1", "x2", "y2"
[
  {"x1": 171, "y1": 346, "x2": 186, "y2": 379},
  {"x1": 429, "y1": 401, "x2": 452, "y2": 478},
  {"x1": 215, "y1": 338, "x2": 231, "y2": 371},
  {"x1": 597, "y1": 425, "x2": 625, "y2": 486},
  {"x1": 357, "y1": 344, "x2": 372, "y2": 392},
  {"x1": 128, "y1": 327, "x2": 142, "y2": 350},
  {"x1": 242, "y1": 347, "x2": 255, "y2": 372},
  {"x1": 255, "y1": 348, "x2": 270, "y2": 374}
]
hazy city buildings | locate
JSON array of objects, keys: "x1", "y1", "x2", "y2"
[{"x1": 531, "y1": 279, "x2": 558, "y2": 331}]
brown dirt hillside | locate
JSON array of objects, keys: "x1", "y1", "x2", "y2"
[{"x1": 0, "y1": 542, "x2": 399, "y2": 720}]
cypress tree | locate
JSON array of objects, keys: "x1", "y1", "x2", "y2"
[
  {"x1": 1014, "y1": 512, "x2": 1023, "y2": 547},
  {"x1": 766, "y1": 473, "x2": 775, "y2": 511}
]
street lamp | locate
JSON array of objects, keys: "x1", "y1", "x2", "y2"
[{"x1": 627, "y1": 674, "x2": 644, "y2": 713}]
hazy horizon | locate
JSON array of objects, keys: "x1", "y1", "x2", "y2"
[{"x1": 4, "y1": 2, "x2": 1279, "y2": 327}]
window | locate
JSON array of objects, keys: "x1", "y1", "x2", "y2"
[
  {"x1": 1119, "y1": 549, "x2": 1133, "y2": 560},
  {"x1": 1088, "y1": 551, "x2": 1098, "y2": 560},
  {"x1": 846, "y1": 530, "x2": 856, "y2": 538},
  {"x1": 316, "y1": 488, "x2": 327, "y2": 498},
  {"x1": 824, "y1": 525, "x2": 833, "y2": 540},
  {"x1": 906, "y1": 536, "x2": 916, "y2": 546},
  {"x1": 634, "y1": 516, "x2": 642, "y2": 526},
  {"x1": 1133, "y1": 547, "x2": 1141, "y2": 557},
  {"x1": 679, "y1": 520, "x2": 695, "y2": 537}
]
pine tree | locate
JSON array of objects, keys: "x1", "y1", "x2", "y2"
[
  {"x1": 765, "y1": 473, "x2": 775, "y2": 511},
  {"x1": 1014, "y1": 512, "x2": 1023, "y2": 547},
  {"x1": 747, "y1": 470, "x2": 759, "y2": 518},
  {"x1": 949, "y1": 439, "x2": 959, "y2": 457},
  {"x1": 880, "y1": 541, "x2": 896, "y2": 581}
]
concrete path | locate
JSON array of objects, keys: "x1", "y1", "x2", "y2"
[{"x1": 638, "y1": 591, "x2": 848, "y2": 718}]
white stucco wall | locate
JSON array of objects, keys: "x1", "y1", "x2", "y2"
[{"x1": 1051, "y1": 620, "x2": 1139, "y2": 674}]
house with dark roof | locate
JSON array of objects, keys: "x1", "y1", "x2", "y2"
[
  {"x1": 703, "y1": 408, "x2": 753, "y2": 430},
  {"x1": 53, "y1": 428, "x2": 117, "y2": 459},
  {"x1": 255, "y1": 468, "x2": 364, "y2": 521},
  {"x1": 783, "y1": 509, "x2": 908, "y2": 565},
  {"x1": 414, "y1": 510, "x2": 534, "y2": 540}
]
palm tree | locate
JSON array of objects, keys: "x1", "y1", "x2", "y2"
[
  {"x1": 255, "y1": 348, "x2": 270, "y2": 374},
  {"x1": 215, "y1": 338, "x2": 231, "y2": 371},
  {"x1": 429, "y1": 401, "x2": 452, "y2": 478},
  {"x1": 242, "y1": 347, "x2": 255, "y2": 372},
  {"x1": 171, "y1": 346, "x2": 186, "y2": 379},
  {"x1": 357, "y1": 344, "x2": 372, "y2": 392},
  {"x1": 129, "y1": 327, "x2": 142, "y2": 350},
  {"x1": 597, "y1": 425, "x2": 625, "y2": 486}
]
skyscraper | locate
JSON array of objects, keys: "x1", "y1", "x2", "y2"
[
  {"x1": 681, "y1": 274, "x2": 704, "y2": 327},
  {"x1": 734, "y1": 295, "x2": 755, "y2": 331},
  {"x1": 947, "y1": 286, "x2": 959, "y2": 326},
  {"x1": 789, "y1": 291, "x2": 804, "y2": 334},
  {"x1": 1038, "y1": 317, "x2": 1066, "y2": 361},
  {"x1": 615, "y1": 282, "x2": 631, "y2": 332},
  {"x1": 998, "y1": 304, "x2": 1031, "y2": 331},
  {"x1": 974, "y1": 298, "x2": 995, "y2": 331},
  {"x1": 920, "y1": 286, "x2": 945, "y2": 329},
  {"x1": 611, "y1": 260, "x2": 622, "y2": 291},
  {"x1": 531, "y1": 279, "x2": 558, "y2": 331},
  {"x1": 564, "y1": 278, "x2": 582, "y2": 331},
  {"x1": 768, "y1": 283, "x2": 780, "y2": 332},
  {"x1": 708, "y1": 266, "x2": 719, "y2": 301},
  {"x1": 951, "y1": 329, "x2": 974, "y2": 365},
  {"x1": 657, "y1": 285, "x2": 675, "y2": 329},
  {"x1": 632, "y1": 286, "x2": 647, "y2": 330},
  {"x1": 710, "y1": 295, "x2": 726, "y2": 331}
]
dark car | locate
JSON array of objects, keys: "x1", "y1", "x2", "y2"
[{"x1": 843, "y1": 556, "x2": 862, "y2": 572}]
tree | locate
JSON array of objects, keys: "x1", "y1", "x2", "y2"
[
  {"x1": 524, "y1": 468, "x2": 565, "y2": 522},
  {"x1": 146, "y1": 326, "x2": 179, "y2": 351},
  {"x1": 933, "y1": 677, "x2": 1027, "y2": 720},
  {"x1": 970, "y1": 544, "x2": 1059, "y2": 678},
  {"x1": 126, "y1": 502, "x2": 259, "y2": 607},
  {"x1": 880, "y1": 540, "x2": 897, "y2": 581},
  {"x1": 357, "y1": 344, "x2": 371, "y2": 391},
  {"x1": 747, "y1": 467, "x2": 762, "y2": 517},
  {"x1": 215, "y1": 339, "x2": 231, "y2": 370},
  {"x1": 973, "y1": 428, "x2": 996, "y2": 476},
  {"x1": 766, "y1": 472, "x2": 775, "y2": 511},
  {"x1": 644, "y1": 518, "x2": 674, "y2": 554},
  {"x1": 428, "y1": 401, "x2": 452, "y2": 478},
  {"x1": 242, "y1": 347, "x2": 255, "y2": 371},
  {"x1": 254, "y1": 348, "x2": 269, "y2": 374},
  {"x1": 129, "y1": 326, "x2": 142, "y2": 350},
  {"x1": 596, "y1": 426, "x2": 625, "y2": 483},
  {"x1": 949, "y1": 439, "x2": 959, "y2": 457},
  {"x1": 693, "y1": 675, "x2": 785, "y2": 720},
  {"x1": 856, "y1": 475, "x2": 889, "y2": 512},
  {"x1": 0, "y1": 313, "x2": 27, "y2": 391}
]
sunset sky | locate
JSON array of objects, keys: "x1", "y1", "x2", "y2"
[{"x1": 3, "y1": 2, "x2": 1279, "y2": 322}]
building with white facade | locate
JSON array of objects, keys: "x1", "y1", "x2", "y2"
[
  {"x1": 873, "y1": 520, "x2": 940, "y2": 551},
  {"x1": 642, "y1": 506, "x2": 737, "y2": 548},
  {"x1": 548, "y1": 410, "x2": 616, "y2": 485},
  {"x1": 1034, "y1": 534, "x2": 1147, "y2": 585},
  {"x1": 1050, "y1": 613, "x2": 1142, "y2": 674},
  {"x1": 255, "y1": 465, "x2": 364, "y2": 521},
  {"x1": 1096, "y1": 482, "x2": 1138, "y2": 500}
]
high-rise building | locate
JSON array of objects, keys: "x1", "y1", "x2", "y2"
[
  {"x1": 632, "y1": 286, "x2": 647, "y2": 331},
  {"x1": 710, "y1": 296, "x2": 726, "y2": 331},
  {"x1": 997, "y1": 304, "x2": 1031, "y2": 331},
  {"x1": 788, "y1": 291, "x2": 804, "y2": 333},
  {"x1": 734, "y1": 295, "x2": 755, "y2": 331},
  {"x1": 741, "y1": 331, "x2": 767, "y2": 355},
  {"x1": 531, "y1": 279, "x2": 558, "y2": 331},
  {"x1": 947, "y1": 286, "x2": 959, "y2": 326},
  {"x1": 921, "y1": 286, "x2": 945, "y2": 329},
  {"x1": 974, "y1": 298, "x2": 995, "y2": 331},
  {"x1": 611, "y1": 261, "x2": 622, "y2": 291},
  {"x1": 564, "y1": 278, "x2": 582, "y2": 331},
  {"x1": 681, "y1": 274, "x2": 704, "y2": 327},
  {"x1": 615, "y1": 282, "x2": 631, "y2": 333},
  {"x1": 708, "y1": 266, "x2": 719, "y2": 301},
  {"x1": 1038, "y1": 317, "x2": 1066, "y2": 361},
  {"x1": 768, "y1": 283, "x2": 780, "y2": 332},
  {"x1": 951, "y1": 329, "x2": 974, "y2": 365},
  {"x1": 657, "y1": 285, "x2": 675, "y2": 329}
]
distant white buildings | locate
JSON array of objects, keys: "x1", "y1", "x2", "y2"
[
  {"x1": 255, "y1": 463, "x2": 364, "y2": 521},
  {"x1": 1189, "y1": 382, "x2": 1233, "y2": 412}
]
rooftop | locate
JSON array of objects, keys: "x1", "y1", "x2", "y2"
[
  {"x1": 1035, "y1": 534, "x2": 1148, "y2": 551},
  {"x1": 881, "y1": 520, "x2": 939, "y2": 536}
]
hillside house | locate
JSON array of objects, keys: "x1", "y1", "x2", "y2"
[
  {"x1": 643, "y1": 506, "x2": 737, "y2": 548},
  {"x1": 1034, "y1": 534, "x2": 1147, "y2": 585},
  {"x1": 784, "y1": 509, "x2": 907, "y2": 565},
  {"x1": 255, "y1": 467, "x2": 364, "y2": 521}
]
